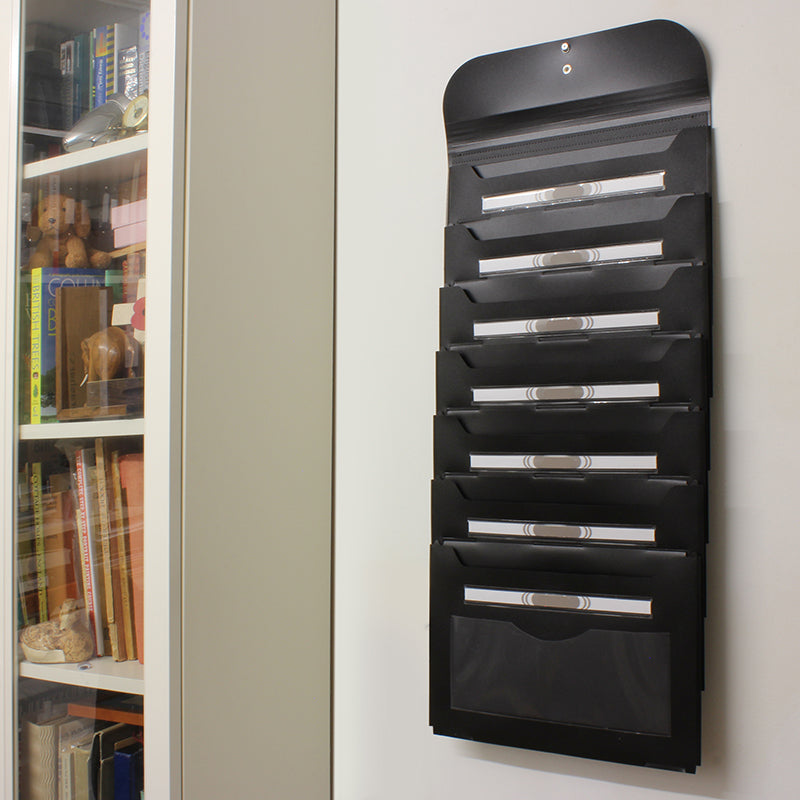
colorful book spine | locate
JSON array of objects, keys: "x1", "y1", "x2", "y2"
[
  {"x1": 95, "y1": 439, "x2": 126, "y2": 661},
  {"x1": 118, "y1": 453, "x2": 144, "y2": 663},
  {"x1": 30, "y1": 462, "x2": 47, "y2": 622},
  {"x1": 74, "y1": 32, "x2": 91, "y2": 120},
  {"x1": 75, "y1": 449, "x2": 103, "y2": 656},
  {"x1": 59, "y1": 40, "x2": 76, "y2": 130},
  {"x1": 30, "y1": 269, "x2": 42, "y2": 424},
  {"x1": 138, "y1": 11, "x2": 150, "y2": 95},
  {"x1": 112, "y1": 451, "x2": 136, "y2": 659},
  {"x1": 93, "y1": 25, "x2": 114, "y2": 108}
]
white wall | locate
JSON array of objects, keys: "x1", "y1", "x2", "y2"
[{"x1": 335, "y1": 1, "x2": 800, "y2": 798}]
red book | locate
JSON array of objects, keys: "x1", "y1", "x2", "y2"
[
  {"x1": 118, "y1": 453, "x2": 144, "y2": 663},
  {"x1": 75, "y1": 449, "x2": 103, "y2": 655}
]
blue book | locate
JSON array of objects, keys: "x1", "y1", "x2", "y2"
[
  {"x1": 113, "y1": 742, "x2": 143, "y2": 800},
  {"x1": 28, "y1": 267, "x2": 121, "y2": 423}
]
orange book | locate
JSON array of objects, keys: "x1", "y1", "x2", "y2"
[
  {"x1": 118, "y1": 453, "x2": 144, "y2": 663},
  {"x1": 95, "y1": 439, "x2": 126, "y2": 661},
  {"x1": 42, "y1": 490, "x2": 79, "y2": 615},
  {"x1": 111, "y1": 452, "x2": 136, "y2": 660}
]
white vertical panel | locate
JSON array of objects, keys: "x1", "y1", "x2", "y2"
[
  {"x1": 0, "y1": 2, "x2": 20, "y2": 796},
  {"x1": 145, "y1": 2, "x2": 188, "y2": 798}
]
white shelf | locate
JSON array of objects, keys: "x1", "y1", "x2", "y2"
[
  {"x1": 19, "y1": 417, "x2": 144, "y2": 441},
  {"x1": 19, "y1": 656, "x2": 144, "y2": 694},
  {"x1": 22, "y1": 134, "x2": 148, "y2": 185}
]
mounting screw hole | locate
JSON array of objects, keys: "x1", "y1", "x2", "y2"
[
  {"x1": 561, "y1": 42, "x2": 570, "y2": 53},
  {"x1": 562, "y1": 64, "x2": 572, "y2": 75}
]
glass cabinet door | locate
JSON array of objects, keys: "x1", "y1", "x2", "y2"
[{"x1": 14, "y1": 2, "x2": 150, "y2": 797}]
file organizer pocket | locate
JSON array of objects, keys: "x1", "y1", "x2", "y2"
[
  {"x1": 440, "y1": 260, "x2": 710, "y2": 347},
  {"x1": 449, "y1": 123, "x2": 709, "y2": 222},
  {"x1": 436, "y1": 335, "x2": 707, "y2": 409},
  {"x1": 445, "y1": 194, "x2": 708, "y2": 283},
  {"x1": 430, "y1": 541, "x2": 701, "y2": 769},
  {"x1": 431, "y1": 475, "x2": 706, "y2": 552},
  {"x1": 434, "y1": 407, "x2": 707, "y2": 480}
]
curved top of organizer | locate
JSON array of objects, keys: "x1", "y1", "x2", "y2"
[{"x1": 444, "y1": 20, "x2": 709, "y2": 140}]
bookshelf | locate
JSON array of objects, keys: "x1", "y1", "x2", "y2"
[{"x1": 1, "y1": 1, "x2": 184, "y2": 798}]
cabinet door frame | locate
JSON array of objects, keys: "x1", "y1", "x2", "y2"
[{"x1": 0, "y1": 2, "x2": 189, "y2": 798}]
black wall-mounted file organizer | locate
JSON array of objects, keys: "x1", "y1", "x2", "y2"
[{"x1": 430, "y1": 20, "x2": 711, "y2": 772}]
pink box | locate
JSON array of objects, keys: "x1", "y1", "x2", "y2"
[
  {"x1": 111, "y1": 198, "x2": 147, "y2": 229},
  {"x1": 114, "y1": 220, "x2": 147, "y2": 248}
]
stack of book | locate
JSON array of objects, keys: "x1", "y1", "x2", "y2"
[
  {"x1": 111, "y1": 199, "x2": 146, "y2": 250},
  {"x1": 19, "y1": 695, "x2": 144, "y2": 800},
  {"x1": 59, "y1": 13, "x2": 150, "y2": 132},
  {"x1": 18, "y1": 439, "x2": 144, "y2": 665}
]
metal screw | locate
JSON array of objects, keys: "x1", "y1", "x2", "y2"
[
  {"x1": 561, "y1": 42, "x2": 570, "y2": 53},
  {"x1": 562, "y1": 64, "x2": 572, "y2": 75}
]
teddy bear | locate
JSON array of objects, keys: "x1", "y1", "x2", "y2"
[{"x1": 26, "y1": 193, "x2": 112, "y2": 270}]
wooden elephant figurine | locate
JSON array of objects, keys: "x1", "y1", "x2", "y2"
[{"x1": 81, "y1": 327, "x2": 140, "y2": 383}]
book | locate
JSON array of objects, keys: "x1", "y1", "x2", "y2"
[
  {"x1": 110, "y1": 199, "x2": 146, "y2": 229},
  {"x1": 113, "y1": 221, "x2": 146, "y2": 249},
  {"x1": 122, "y1": 253, "x2": 145, "y2": 305},
  {"x1": 31, "y1": 462, "x2": 48, "y2": 622},
  {"x1": 95, "y1": 439, "x2": 126, "y2": 661},
  {"x1": 118, "y1": 45, "x2": 139, "y2": 100},
  {"x1": 113, "y1": 741, "x2": 143, "y2": 800},
  {"x1": 92, "y1": 25, "x2": 114, "y2": 108},
  {"x1": 88, "y1": 723, "x2": 138, "y2": 800},
  {"x1": 137, "y1": 12, "x2": 150, "y2": 95},
  {"x1": 58, "y1": 719, "x2": 94, "y2": 800},
  {"x1": 118, "y1": 453, "x2": 143, "y2": 663},
  {"x1": 74, "y1": 32, "x2": 92, "y2": 120},
  {"x1": 43, "y1": 489, "x2": 79, "y2": 615},
  {"x1": 60, "y1": 40, "x2": 76, "y2": 130},
  {"x1": 20, "y1": 712, "x2": 69, "y2": 800},
  {"x1": 75, "y1": 448, "x2": 104, "y2": 656},
  {"x1": 55, "y1": 284, "x2": 113, "y2": 415},
  {"x1": 29, "y1": 268, "x2": 120, "y2": 424},
  {"x1": 112, "y1": 24, "x2": 138, "y2": 97},
  {"x1": 71, "y1": 735, "x2": 94, "y2": 800},
  {"x1": 111, "y1": 452, "x2": 136, "y2": 659}
]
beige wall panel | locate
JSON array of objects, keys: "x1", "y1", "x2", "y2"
[{"x1": 182, "y1": 1, "x2": 335, "y2": 797}]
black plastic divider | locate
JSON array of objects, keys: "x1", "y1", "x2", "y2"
[
  {"x1": 445, "y1": 195, "x2": 709, "y2": 284},
  {"x1": 449, "y1": 125, "x2": 709, "y2": 222},
  {"x1": 431, "y1": 475, "x2": 707, "y2": 552},
  {"x1": 430, "y1": 540, "x2": 702, "y2": 770},
  {"x1": 439, "y1": 260, "x2": 710, "y2": 346},
  {"x1": 432, "y1": 20, "x2": 711, "y2": 771},
  {"x1": 436, "y1": 335, "x2": 707, "y2": 409},
  {"x1": 434, "y1": 407, "x2": 707, "y2": 480}
]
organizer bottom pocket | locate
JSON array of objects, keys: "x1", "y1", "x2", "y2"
[{"x1": 451, "y1": 616, "x2": 671, "y2": 735}]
